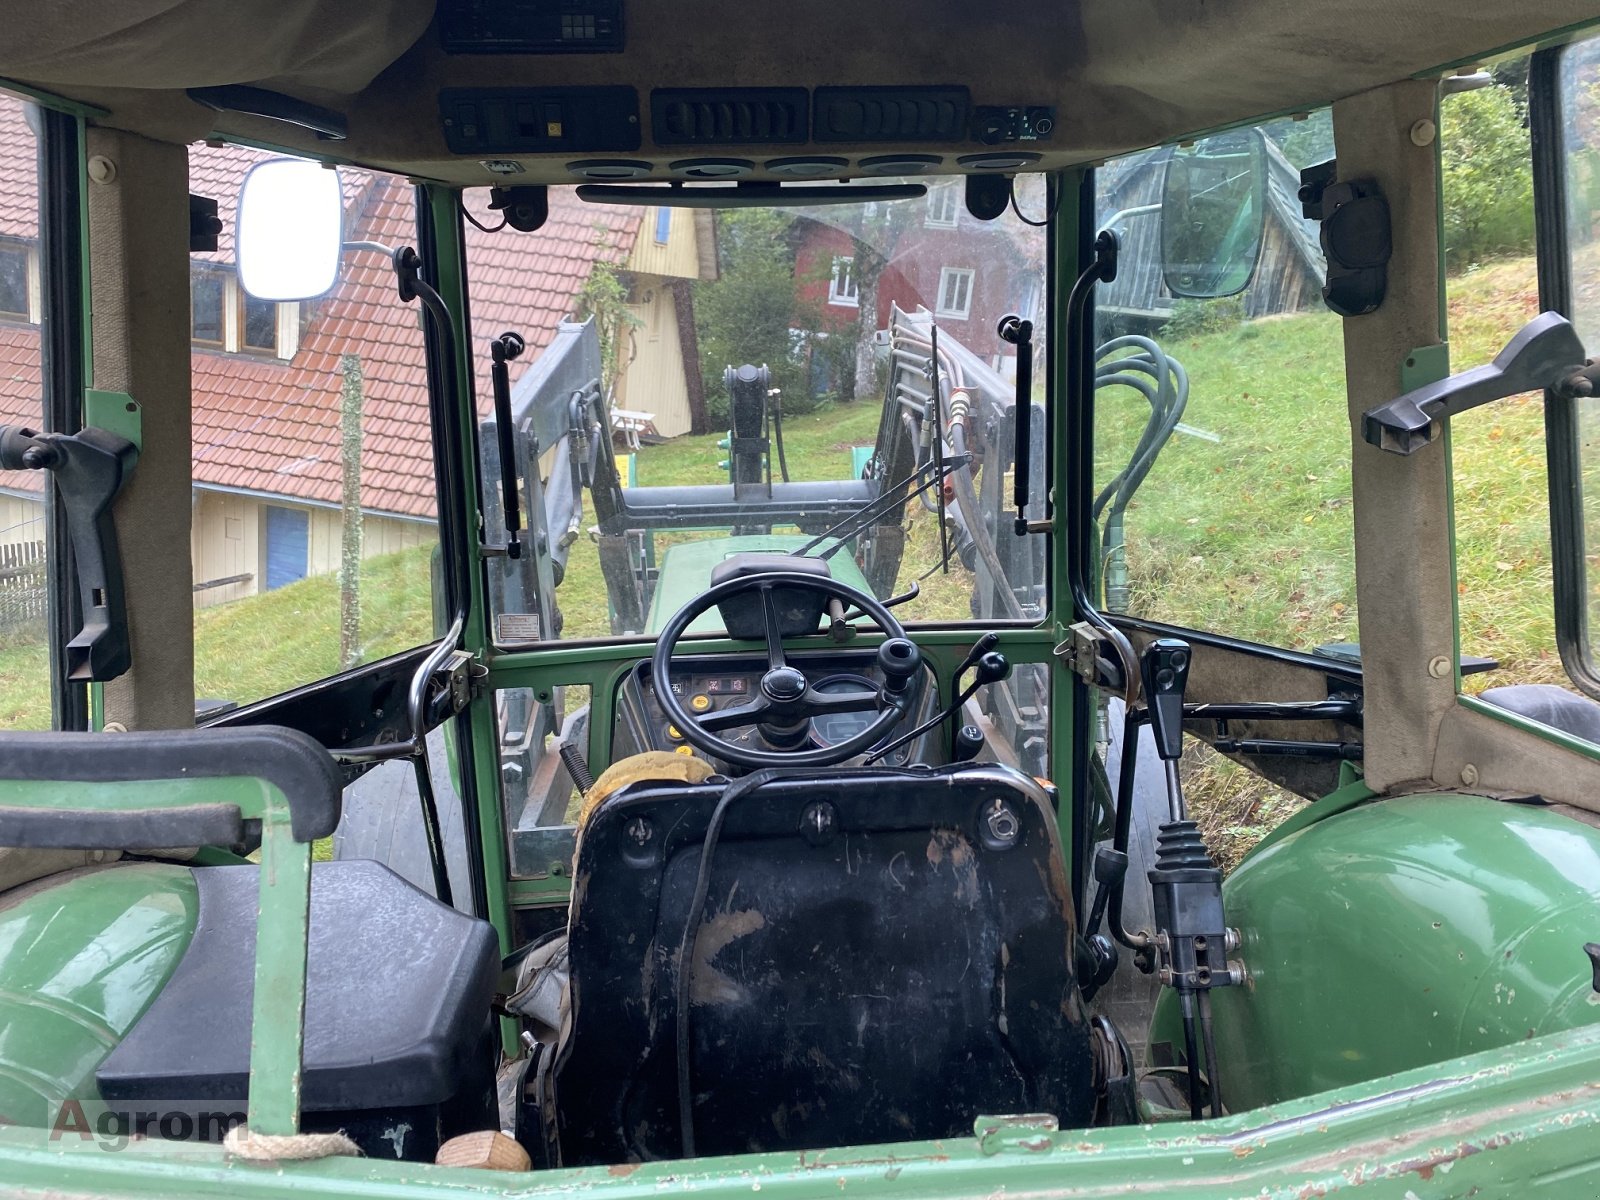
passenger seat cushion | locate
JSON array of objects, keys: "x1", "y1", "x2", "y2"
[
  {"x1": 1480, "y1": 684, "x2": 1600, "y2": 745},
  {"x1": 97, "y1": 860, "x2": 498, "y2": 1113}
]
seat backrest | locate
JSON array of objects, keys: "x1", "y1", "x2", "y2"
[{"x1": 554, "y1": 763, "x2": 1095, "y2": 1165}]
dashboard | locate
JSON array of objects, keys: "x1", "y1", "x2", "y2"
[{"x1": 612, "y1": 650, "x2": 939, "y2": 769}]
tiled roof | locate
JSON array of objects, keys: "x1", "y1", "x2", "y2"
[
  {"x1": 0, "y1": 87, "x2": 642, "y2": 523},
  {"x1": 0, "y1": 97, "x2": 36, "y2": 242},
  {"x1": 189, "y1": 175, "x2": 639, "y2": 519}
]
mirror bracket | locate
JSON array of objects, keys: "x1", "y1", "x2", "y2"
[{"x1": 1301, "y1": 164, "x2": 1392, "y2": 317}]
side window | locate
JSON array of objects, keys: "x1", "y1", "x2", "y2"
[
  {"x1": 1092, "y1": 109, "x2": 1355, "y2": 653},
  {"x1": 188, "y1": 149, "x2": 439, "y2": 709},
  {"x1": 1438, "y1": 59, "x2": 1560, "y2": 705},
  {"x1": 0, "y1": 93, "x2": 50, "y2": 730}
]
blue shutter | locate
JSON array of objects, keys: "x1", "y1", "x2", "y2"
[{"x1": 263, "y1": 506, "x2": 310, "y2": 590}]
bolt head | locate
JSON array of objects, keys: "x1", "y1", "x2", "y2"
[
  {"x1": 1428, "y1": 655, "x2": 1452, "y2": 679},
  {"x1": 625, "y1": 816, "x2": 653, "y2": 847},
  {"x1": 1460, "y1": 763, "x2": 1480, "y2": 787},
  {"x1": 1410, "y1": 118, "x2": 1437, "y2": 147}
]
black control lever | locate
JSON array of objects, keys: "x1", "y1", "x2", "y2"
[
  {"x1": 490, "y1": 331, "x2": 527, "y2": 559},
  {"x1": 863, "y1": 638, "x2": 1009, "y2": 766},
  {"x1": 1363, "y1": 312, "x2": 1592, "y2": 455},
  {"x1": 996, "y1": 314, "x2": 1034, "y2": 535},
  {"x1": 1137, "y1": 636, "x2": 1237, "y2": 1120},
  {"x1": 0, "y1": 425, "x2": 137, "y2": 682}
]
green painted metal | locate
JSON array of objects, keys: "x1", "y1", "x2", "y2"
[
  {"x1": 1244, "y1": 772, "x2": 1377, "y2": 858},
  {"x1": 644, "y1": 535, "x2": 876, "y2": 635},
  {"x1": 82, "y1": 390, "x2": 141, "y2": 449},
  {"x1": 423, "y1": 186, "x2": 514, "y2": 949},
  {"x1": 2, "y1": 1022, "x2": 1600, "y2": 1195},
  {"x1": 245, "y1": 819, "x2": 311, "y2": 1135},
  {"x1": 0, "y1": 772, "x2": 313, "y2": 1135},
  {"x1": 0, "y1": 864, "x2": 196, "y2": 1128},
  {"x1": 1153, "y1": 793, "x2": 1600, "y2": 1111}
]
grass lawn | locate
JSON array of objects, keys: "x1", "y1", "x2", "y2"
[{"x1": 0, "y1": 256, "x2": 1566, "y2": 865}]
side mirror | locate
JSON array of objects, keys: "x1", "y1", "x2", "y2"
[
  {"x1": 237, "y1": 158, "x2": 344, "y2": 301},
  {"x1": 1160, "y1": 129, "x2": 1267, "y2": 299}
]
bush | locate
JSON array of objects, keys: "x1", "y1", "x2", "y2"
[
  {"x1": 1163, "y1": 295, "x2": 1246, "y2": 339},
  {"x1": 1441, "y1": 84, "x2": 1535, "y2": 271}
]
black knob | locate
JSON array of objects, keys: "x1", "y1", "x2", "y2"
[
  {"x1": 952, "y1": 724, "x2": 985, "y2": 763},
  {"x1": 972, "y1": 650, "x2": 1011, "y2": 686},
  {"x1": 1141, "y1": 637, "x2": 1192, "y2": 761},
  {"x1": 877, "y1": 637, "x2": 921, "y2": 696}
]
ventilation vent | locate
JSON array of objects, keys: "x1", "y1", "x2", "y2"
[
  {"x1": 813, "y1": 87, "x2": 970, "y2": 143},
  {"x1": 651, "y1": 89, "x2": 808, "y2": 145}
]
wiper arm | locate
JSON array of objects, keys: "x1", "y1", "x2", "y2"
[{"x1": 790, "y1": 453, "x2": 972, "y2": 561}]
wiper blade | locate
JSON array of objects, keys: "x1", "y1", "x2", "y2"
[{"x1": 791, "y1": 452, "x2": 972, "y2": 561}]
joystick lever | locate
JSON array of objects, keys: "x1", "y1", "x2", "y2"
[{"x1": 1136, "y1": 636, "x2": 1239, "y2": 1119}]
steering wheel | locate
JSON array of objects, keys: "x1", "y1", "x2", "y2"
[{"x1": 651, "y1": 570, "x2": 922, "y2": 768}]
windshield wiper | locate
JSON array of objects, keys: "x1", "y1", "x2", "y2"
[{"x1": 790, "y1": 452, "x2": 972, "y2": 562}]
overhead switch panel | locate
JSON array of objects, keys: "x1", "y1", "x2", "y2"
[
  {"x1": 441, "y1": 88, "x2": 641, "y2": 154},
  {"x1": 812, "y1": 87, "x2": 970, "y2": 143}
]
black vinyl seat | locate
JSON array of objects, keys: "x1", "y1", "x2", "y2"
[
  {"x1": 552, "y1": 764, "x2": 1096, "y2": 1165},
  {"x1": 97, "y1": 861, "x2": 498, "y2": 1158},
  {"x1": 1481, "y1": 684, "x2": 1600, "y2": 744}
]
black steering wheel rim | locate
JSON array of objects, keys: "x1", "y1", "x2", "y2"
[{"x1": 651, "y1": 570, "x2": 914, "y2": 768}]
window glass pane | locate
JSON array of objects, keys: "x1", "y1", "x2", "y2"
[
  {"x1": 241, "y1": 292, "x2": 277, "y2": 353},
  {"x1": 191, "y1": 269, "x2": 224, "y2": 344},
  {"x1": 470, "y1": 178, "x2": 1050, "y2": 646},
  {"x1": 0, "y1": 239, "x2": 27, "y2": 319},
  {"x1": 0, "y1": 92, "x2": 51, "y2": 731},
  {"x1": 1093, "y1": 109, "x2": 1355, "y2": 652},
  {"x1": 189, "y1": 147, "x2": 439, "y2": 709}
]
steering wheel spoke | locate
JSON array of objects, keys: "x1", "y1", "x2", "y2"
[
  {"x1": 759, "y1": 584, "x2": 787, "y2": 670},
  {"x1": 806, "y1": 689, "x2": 880, "y2": 716},
  {"x1": 699, "y1": 697, "x2": 773, "y2": 732}
]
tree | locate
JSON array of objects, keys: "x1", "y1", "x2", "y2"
[
  {"x1": 692, "y1": 209, "x2": 816, "y2": 426},
  {"x1": 1440, "y1": 83, "x2": 1535, "y2": 270}
]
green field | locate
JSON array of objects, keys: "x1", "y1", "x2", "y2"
[{"x1": 0, "y1": 257, "x2": 1562, "y2": 860}]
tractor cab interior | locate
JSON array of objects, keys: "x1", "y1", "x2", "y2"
[{"x1": 5, "y1": 2, "x2": 1600, "y2": 1195}]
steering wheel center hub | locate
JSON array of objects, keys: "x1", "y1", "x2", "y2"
[{"x1": 762, "y1": 666, "x2": 809, "y2": 704}]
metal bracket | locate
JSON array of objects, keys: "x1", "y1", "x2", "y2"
[{"x1": 1053, "y1": 621, "x2": 1106, "y2": 686}]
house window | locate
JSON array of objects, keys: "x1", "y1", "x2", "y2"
[
  {"x1": 828, "y1": 256, "x2": 859, "y2": 307},
  {"x1": 0, "y1": 239, "x2": 27, "y2": 321},
  {"x1": 191, "y1": 268, "x2": 226, "y2": 346},
  {"x1": 191, "y1": 265, "x2": 281, "y2": 355},
  {"x1": 925, "y1": 183, "x2": 961, "y2": 229},
  {"x1": 654, "y1": 207, "x2": 672, "y2": 244},
  {"x1": 241, "y1": 292, "x2": 278, "y2": 354},
  {"x1": 936, "y1": 267, "x2": 975, "y2": 319}
]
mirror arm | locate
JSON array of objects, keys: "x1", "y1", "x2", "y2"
[{"x1": 1362, "y1": 312, "x2": 1591, "y2": 454}]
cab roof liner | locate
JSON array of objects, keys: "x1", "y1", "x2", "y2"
[{"x1": 0, "y1": 0, "x2": 1596, "y2": 185}]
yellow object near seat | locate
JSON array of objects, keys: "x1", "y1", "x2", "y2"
[{"x1": 576, "y1": 751, "x2": 714, "y2": 828}]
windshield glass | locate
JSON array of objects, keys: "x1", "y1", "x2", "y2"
[{"x1": 472, "y1": 177, "x2": 1049, "y2": 644}]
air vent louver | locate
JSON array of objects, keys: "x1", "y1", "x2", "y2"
[
  {"x1": 813, "y1": 87, "x2": 970, "y2": 143},
  {"x1": 651, "y1": 89, "x2": 808, "y2": 145}
]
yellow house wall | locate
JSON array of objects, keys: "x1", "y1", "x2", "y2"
[
  {"x1": 190, "y1": 491, "x2": 433, "y2": 609},
  {"x1": 615, "y1": 283, "x2": 692, "y2": 438},
  {"x1": 0, "y1": 493, "x2": 43, "y2": 550},
  {"x1": 626, "y1": 208, "x2": 701, "y2": 280}
]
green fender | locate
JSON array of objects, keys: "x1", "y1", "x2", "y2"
[
  {"x1": 0, "y1": 863, "x2": 197, "y2": 1127},
  {"x1": 1152, "y1": 793, "x2": 1600, "y2": 1108}
]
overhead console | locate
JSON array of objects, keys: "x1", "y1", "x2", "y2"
[{"x1": 440, "y1": 81, "x2": 1055, "y2": 169}]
